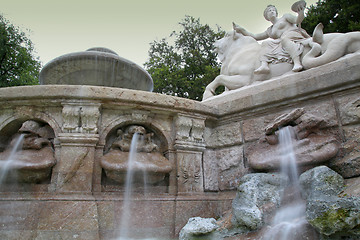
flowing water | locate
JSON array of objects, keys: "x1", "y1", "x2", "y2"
[
  {"x1": 263, "y1": 126, "x2": 308, "y2": 240},
  {"x1": 118, "y1": 132, "x2": 141, "y2": 239},
  {"x1": 0, "y1": 134, "x2": 25, "y2": 184},
  {"x1": 117, "y1": 133, "x2": 155, "y2": 240}
]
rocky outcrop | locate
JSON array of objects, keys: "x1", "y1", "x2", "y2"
[
  {"x1": 231, "y1": 173, "x2": 287, "y2": 232},
  {"x1": 300, "y1": 166, "x2": 360, "y2": 238}
]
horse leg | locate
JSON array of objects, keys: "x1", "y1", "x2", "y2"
[
  {"x1": 203, "y1": 75, "x2": 223, "y2": 100},
  {"x1": 202, "y1": 74, "x2": 253, "y2": 101}
]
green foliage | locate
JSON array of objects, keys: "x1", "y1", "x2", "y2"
[
  {"x1": 145, "y1": 16, "x2": 225, "y2": 101},
  {"x1": 302, "y1": 0, "x2": 360, "y2": 34},
  {"x1": 0, "y1": 14, "x2": 41, "y2": 87}
]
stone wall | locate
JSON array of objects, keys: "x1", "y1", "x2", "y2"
[{"x1": 0, "y1": 54, "x2": 359, "y2": 239}]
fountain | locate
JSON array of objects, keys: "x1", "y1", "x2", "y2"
[
  {"x1": 39, "y1": 47, "x2": 153, "y2": 91},
  {"x1": 0, "y1": 1, "x2": 360, "y2": 239}
]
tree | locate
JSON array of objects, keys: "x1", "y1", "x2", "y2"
[
  {"x1": 145, "y1": 16, "x2": 225, "y2": 101},
  {"x1": 0, "y1": 14, "x2": 41, "y2": 87},
  {"x1": 302, "y1": 0, "x2": 360, "y2": 34}
]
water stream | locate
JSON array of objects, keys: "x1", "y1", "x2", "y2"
[
  {"x1": 263, "y1": 126, "x2": 307, "y2": 240},
  {"x1": 0, "y1": 134, "x2": 25, "y2": 184},
  {"x1": 117, "y1": 133, "x2": 155, "y2": 240},
  {"x1": 118, "y1": 132, "x2": 141, "y2": 239}
]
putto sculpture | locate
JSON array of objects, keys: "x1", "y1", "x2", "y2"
[
  {"x1": 202, "y1": 0, "x2": 360, "y2": 100},
  {"x1": 0, "y1": 120, "x2": 56, "y2": 183},
  {"x1": 101, "y1": 125, "x2": 172, "y2": 185}
]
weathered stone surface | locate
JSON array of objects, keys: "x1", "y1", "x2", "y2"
[
  {"x1": 336, "y1": 92, "x2": 360, "y2": 125},
  {"x1": 203, "y1": 146, "x2": 247, "y2": 191},
  {"x1": 218, "y1": 146, "x2": 246, "y2": 191},
  {"x1": 242, "y1": 114, "x2": 277, "y2": 142},
  {"x1": 231, "y1": 173, "x2": 287, "y2": 232},
  {"x1": 299, "y1": 166, "x2": 345, "y2": 200},
  {"x1": 300, "y1": 166, "x2": 360, "y2": 238},
  {"x1": 344, "y1": 176, "x2": 360, "y2": 197},
  {"x1": 101, "y1": 151, "x2": 172, "y2": 184},
  {"x1": 264, "y1": 108, "x2": 305, "y2": 135},
  {"x1": 204, "y1": 122, "x2": 242, "y2": 148},
  {"x1": 306, "y1": 197, "x2": 360, "y2": 237},
  {"x1": 175, "y1": 195, "x2": 234, "y2": 236},
  {"x1": 330, "y1": 139, "x2": 360, "y2": 178},
  {"x1": 203, "y1": 149, "x2": 219, "y2": 191},
  {"x1": 37, "y1": 201, "x2": 100, "y2": 231},
  {"x1": 39, "y1": 48, "x2": 153, "y2": 92},
  {"x1": 328, "y1": 122, "x2": 360, "y2": 178},
  {"x1": 179, "y1": 217, "x2": 219, "y2": 240},
  {"x1": 248, "y1": 110, "x2": 340, "y2": 172}
]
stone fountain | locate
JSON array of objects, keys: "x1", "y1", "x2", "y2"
[{"x1": 0, "y1": 2, "x2": 360, "y2": 239}]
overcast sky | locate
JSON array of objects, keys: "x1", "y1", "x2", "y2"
[{"x1": 2, "y1": 0, "x2": 317, "y2": 68}]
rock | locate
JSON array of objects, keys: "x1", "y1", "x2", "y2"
[
  {"x1": 231, "y1": 173, "x2": 287, "y2": 232},
  {"x1": 299, "y1": 165, "x2": 344, "y2": 200},
  {"x1": 306, "y1": 197, "x2": 360, "y2": 237},
  {"x1": 264, "y1": 108, "x2": 305, "y2": 135},
  {"x1": 179, "y1": 217, "x2": 220, "y2": 240},
  {"x1": 299, "y1": 166, "x2": 360, "y2": 238},
  {"x1": 329, "y1": 139, "x2": 360, "y2": 178}
]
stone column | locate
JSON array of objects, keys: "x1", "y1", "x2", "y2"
[
  {"x1": 50, "y1": 101, "x2": 101, "y2": 192},
  {"x1": 174, "y1": 114, "x2": 206, "y2": 193}
]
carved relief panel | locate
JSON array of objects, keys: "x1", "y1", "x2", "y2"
[
  {"x1": 61, "y1": 102, "x2": 101, "y2": 134},
  {"x1": 174, "y1": 114, "x2": 205, "y2": 147},
  {"x1": 177, "y1": 151, "x2": 203, "y2": 193}
]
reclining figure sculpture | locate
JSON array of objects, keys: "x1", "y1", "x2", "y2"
[{"x1": 202, "y1": 0, "x2": 360, "y2": 100}]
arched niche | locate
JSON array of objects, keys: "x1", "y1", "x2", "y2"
[
  {"x1": 103, "y1": 122, "x2": 168, "y2": 154},
  {"x1": 0, "y1": 118, "x2": 57, "y2": 187},
  {"x1": 100, "y1": 122, "x2": 172, "y2": 193}
]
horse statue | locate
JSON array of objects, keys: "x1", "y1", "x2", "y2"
[{"x1": 202, "y1": 23, "x2": 360, "y2": 101}]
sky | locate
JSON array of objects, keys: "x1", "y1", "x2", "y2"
[{"x1": 2, "y1": 0, "x2": 318, "y2": 68}]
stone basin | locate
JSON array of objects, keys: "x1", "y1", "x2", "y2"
[
  {"x1": 0, "y1": 146, "x2": 56, "y2": 183},
  {"x1": 101, "y1": 150, "x2": 173, "y2": 184},
  {"x1": 39, "y1": 47, "x2": 153, "y2": 91}
]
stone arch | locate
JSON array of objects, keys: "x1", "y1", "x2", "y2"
[
  {"x1": 100, "y1": 117, "x2": 172, "y2": 154},
  {"x1": 0, "y1": 111, "x2": 61, "y2": 148}
]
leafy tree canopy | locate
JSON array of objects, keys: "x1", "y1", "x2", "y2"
[
  {"x1": 302, "y1": 0, "x2": 360, "y2": 34},
  {"x1": 0, "y1": 14, "x2": 41, "y2": 87},
  {"x1": 144, "y1": 16, "x2": 225, "y2": 101}
]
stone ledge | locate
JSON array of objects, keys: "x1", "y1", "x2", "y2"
[{"x1": 0, "y1": 84, "x2": 219, "y2": 117}]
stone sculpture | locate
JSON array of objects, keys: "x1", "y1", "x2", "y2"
[
  {"x1": 0, "y1": 120, "x2": 56, "y2": 183},
  {"x1": 101, "y1": 125, "x2": 172, "y2": 185},
  {"x1": 247, "y1": 108, "x2": 340, "y2": 172},
  {"x1": 234, "y1": 1, "x2": 309, "y2": 73},
  {"x1": 202, "y1": 0, "x2": 360, "y2": 100}
]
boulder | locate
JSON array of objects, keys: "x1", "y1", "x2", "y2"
[
  {"x1": 179, "y1": 217, "x2": 220, "y2": 240},
  {"x1": 231, "y1": 173, "x2": 288, "y2": 232},
  {"x1": 299, "y1": 166, "x2": 360, "y2": 238}
]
